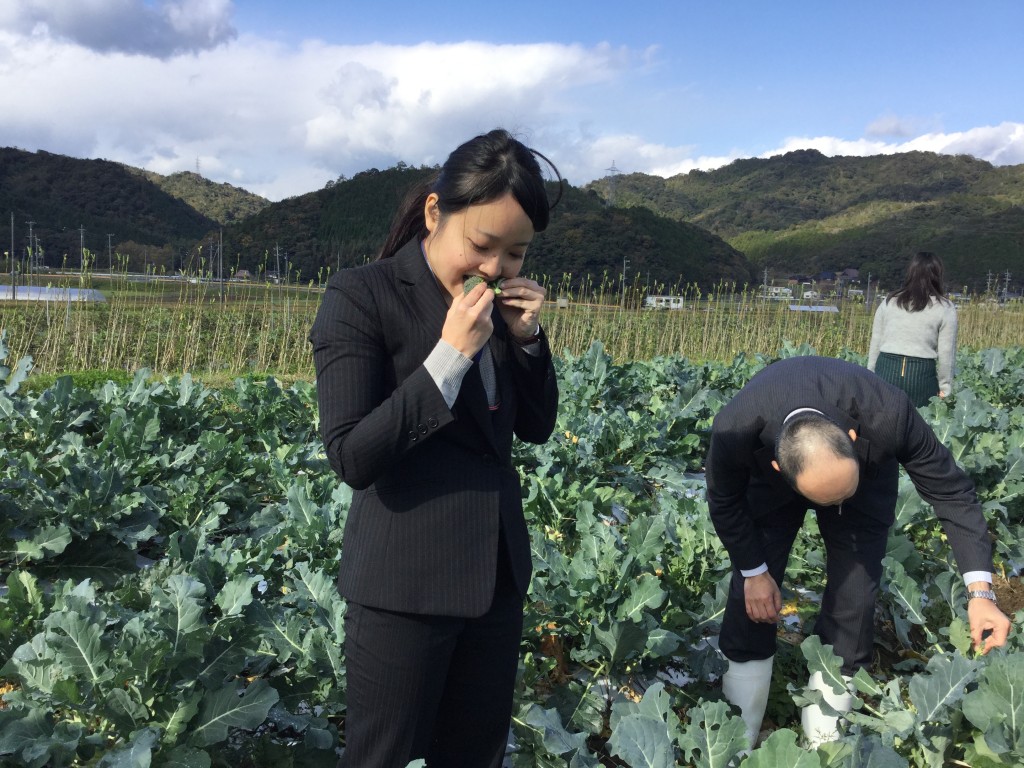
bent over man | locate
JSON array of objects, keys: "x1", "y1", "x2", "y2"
[{"x1": 705, "y1": 356, "x2": 1010, "y2": 748}]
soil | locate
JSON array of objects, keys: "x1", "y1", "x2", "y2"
[{"x1": 993, "y1": 574, "x2": 1024, "y2": 615}]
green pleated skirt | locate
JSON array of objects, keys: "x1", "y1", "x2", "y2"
[{"x1": 874, "y1": 352, "x2": 939, "y2": 407}]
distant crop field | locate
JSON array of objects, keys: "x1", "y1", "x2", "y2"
[{"x1": 1, "y1": 270, "x2": 1022, "y2": 378}]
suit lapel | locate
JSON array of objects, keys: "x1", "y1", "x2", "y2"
[
  {"x1": 393, "y1": 239, "x2": 501, "y2": 451},
  {"x1": 394, "y1": 239, "x2": 448, "y2": 341}
]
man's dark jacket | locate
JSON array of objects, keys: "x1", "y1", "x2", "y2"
[{"x1": 706, "y1": 356, "x2": 993, "y2": 575}]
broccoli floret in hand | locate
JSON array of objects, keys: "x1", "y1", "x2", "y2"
[{"x1": 463, "y1": 276, "x2": 504, "y2": 296}]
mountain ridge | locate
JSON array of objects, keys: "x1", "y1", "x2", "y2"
[
  {"x1": 3, "y1": 145, "x2": 1022, "y2": 292},
  {"x1": 585, "y1": 149, "x2": 1024, "y2": 290}
]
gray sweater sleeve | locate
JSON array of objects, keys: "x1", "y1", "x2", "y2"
[
  {"x1": 867, "y1": 302, "x2": 885, "y2": 371},
  {"x1": 935, "y1": 304, "x2": 958, "y2": 396}
]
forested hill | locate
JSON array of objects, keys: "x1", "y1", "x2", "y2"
[
  {"x1": 223, "y1": 164, "x2": 757, "y2": 288},
  {"x1": 586, "y1": 150, "x2": 1024, "y2": 290},
  {"x1": 4, "y1": 148, "x2": 753, "y2": 288},
  {"x1": 226, "y1": 164, "x2": 439, "y2": 277},
  {"x1": 0, "y1": 147, "x2": 220, "y2": 267},
  {"x1": 125, "y1": 168, "x2": 271, "y2": 226},
  {"x1": 6, "y1": 144, "x2": 1022, "y2": 292}
]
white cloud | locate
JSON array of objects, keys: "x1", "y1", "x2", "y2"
[
  {"x1": 763, "y1": 123, "x2": 1024, "y2": 167},
  {"x1": 0, "y1": 0, "x2": 236, "y2": 57},
  {"x1": 551, "y1": 133, "x2": 739, "y2": 185},
  {"x1": 865, "y1": 113, "x2": 918, "y2": 138},
  {"x1": 0, "y1": 29, "x2": 637, "y2": 199},
  {"x1": 0, "y1": 8, "x2": 1020, "y2": 203},
  {"x1": 549, "y1": 123, "x2": 1024, "y2": 190},
  {"x1": 299, "y1": 41, "x2": 627, "y2": 164},
  {"x1": 911, "y1": 123, "x2": 1024, "y2": 165}
]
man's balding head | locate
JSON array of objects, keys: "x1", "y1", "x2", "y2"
[{"x1": 773, "y1": 413, "x2": 859, "y2": 506}]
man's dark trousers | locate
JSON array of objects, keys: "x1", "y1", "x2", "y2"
[{"x1": 718, "y1": 498, "x2": 892, "y2": 675}]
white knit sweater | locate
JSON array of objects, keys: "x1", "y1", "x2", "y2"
[{"x1": 867, "y1": 297, "x2": 958, "y2": 395}]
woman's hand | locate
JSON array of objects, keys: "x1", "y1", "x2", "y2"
[
  {"x1": 496, "y1": 277, "x2": 546, "y2": 340},
  {"x1": 441, "y1": 282, "x2": 494, "y2": 358}
]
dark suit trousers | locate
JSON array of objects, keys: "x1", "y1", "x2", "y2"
[
  {"x1": 338, "y1": 536, "x2": 523, "y2": 768},
  {"x1": 718, "y1": 503, "x2": 890, "y2": 675}
]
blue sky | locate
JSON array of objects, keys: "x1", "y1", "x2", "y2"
[{"x1": 1, "y1": 0, "x2": 1021, "y2": 200}]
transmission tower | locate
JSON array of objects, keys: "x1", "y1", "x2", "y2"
[{"x1": 605, "y1": 161, "x2": 621, "y2": 206}]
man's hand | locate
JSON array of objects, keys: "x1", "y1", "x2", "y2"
[
  {"x1": 968, "y1": 595, "x2": 1011, "y2": 654},
  {"x1": 744, "y1": 572, "x2": 782, "y2": 623}
]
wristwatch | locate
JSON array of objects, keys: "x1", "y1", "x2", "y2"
[{"x1": 967, "y1": 589, "x2": 998, "y2": 604}]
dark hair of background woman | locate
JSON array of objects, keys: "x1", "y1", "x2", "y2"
[
  {"x1": 888, "y1": 251, "x2": 950, "y2": 312},
  {"x1": 378, "y1": 128, "x2": 563, "y2": 260}
]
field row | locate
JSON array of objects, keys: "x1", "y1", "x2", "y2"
[{"x1": 2, "y1": 338, "x2": 1024, "y2": 765}]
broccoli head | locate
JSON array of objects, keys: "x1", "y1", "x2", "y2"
[{"x1": 462, "y1": 276, "x2": 504, "y2": 296}]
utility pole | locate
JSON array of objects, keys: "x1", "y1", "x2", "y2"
[
  {"x1": 219, "y1": 228, "x2": 225, "y2": 303},
  {"x1": 25, "y1": 221, "x2": 34, "y2": 282},
  {"x1": 79, "y1": 226, "x2": 86, "y2": 270},
  {"x1": 621, "y1": 255, "x2": 630, "y2": 308},
  {"x1": 10, "y1": 212, "x2": 15, "y2": 301},
  {"x1": 107, "y1": 234, "x2": 115, "y2": 276}
]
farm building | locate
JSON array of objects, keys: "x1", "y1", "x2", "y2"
[
  {"x1": 645, "y1": 294, "x2": 685, "y2": 310},
  {"x1": 758, "y1": 286, "x2": 794, "y2": 301}
]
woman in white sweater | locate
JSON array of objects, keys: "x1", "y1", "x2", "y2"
[{"x1": 867, "y1": 251, "x2": 958, "y2": 406}]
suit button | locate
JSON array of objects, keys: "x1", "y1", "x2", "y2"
[
  {"x1": 427, "y1": 417, "x2": 439, "y2": 428},
  {"x1": 418, "y1": 423, "x2": 428, "y2": 435},
  {"x1": 408, "y1": 431, "x2": 418, "y2": 442}
]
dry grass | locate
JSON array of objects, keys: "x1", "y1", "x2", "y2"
[{"x1": 3, "y1": 267, "x2": 1021, "y2": 377}]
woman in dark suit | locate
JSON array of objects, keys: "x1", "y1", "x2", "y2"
[{"x1": 310, "y1": 129, "x2": 561, "y2": 767}]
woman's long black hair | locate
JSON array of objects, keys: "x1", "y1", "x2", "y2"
[
  {"x1": 888, "y1": 251, "x2": 950, "y2": 311},
  {"x1": 378, "y1": 128, "x2": 562, "y2": 260}
]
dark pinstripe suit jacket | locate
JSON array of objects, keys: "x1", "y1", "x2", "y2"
[
  {"x1": 310, "y1": 239, "x2": 558, "y2": 617},
  {"x1": 706, "y1": 356, "x2": 993, "y2": 575}
]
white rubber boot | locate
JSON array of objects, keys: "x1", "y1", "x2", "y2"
[
  {"x1": 801, "y1": 671, "x2": 854, "y2": 748},
  {"x1": 721, "y1": 657, "x2": 774, "y2": 751}
]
